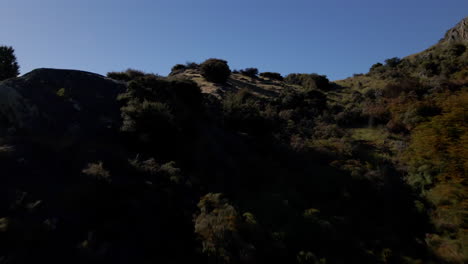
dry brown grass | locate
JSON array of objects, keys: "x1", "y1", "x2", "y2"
[{"x1": 170, "y1": 69, "x2": 293, "y2": 99}]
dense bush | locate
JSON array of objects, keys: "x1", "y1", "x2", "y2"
[
  {"x1": 200, "y1": 58, "x2": 231, "y2": 83},
  {"x1": 384, "y1": 57, "x2": 402, "y2": 68},
  {"x1": 185, "y1": 61, "x2": 199, "y2": 69},
  {"x1": 381, "y1": 78, "x2": 422, "y2": 98},
  {"x1": 239, "y1": 68, "x2": 259, "y2": 78},
  {"x1": 194, "y1": 193, "x2": 241, "y2": 262},
  {"x1": 404, "y1": 90, "x2": 468, "y2": 263},
  {"x1": 172, "y1": 64, "x2": 186, "y2": 71},
  {"x1": 0, "y1": 46, "x2": 20, "y2": 81},
  {"x1": 420, "y1": 61, "x2": 439, "y2": 76},
  {"x1": 285, "y1": 73, "x2": 331, "y2": 91},
  {"x1": 448, "y1": 43, "x2": 466, "y2": 56},
  {"x1": 169, "y1": 64, "x2": 186, "y2": 75},
  {"x1": 118, "y1": 74, "x2": 202, "y2": 148},
  {"x1": 222, "y1": 89, "x2": 271, "y2": 135},
  {"x1": 369, "y1": 62, "x2": 384, "y2": 74},
  {"x1": 260, "y1": 72, "x2": 283, "y2": 81},
  {"x1": 107, "y1": 69, "x2": 146, "y2": 82}
]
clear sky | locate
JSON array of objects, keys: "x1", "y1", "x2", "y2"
[{"x1": 1, "y1": 0, "x2": 467, "y2": 80}]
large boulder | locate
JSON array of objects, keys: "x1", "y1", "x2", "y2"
[{"x1": 0, "y1": 68, "x2": 126, "y2": 145}]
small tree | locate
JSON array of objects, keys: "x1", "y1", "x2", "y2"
[
  {"x1": 194, "y1": 193, "x2": 240, "y2": 262},
  {"x1": 0, "y1": 46, "x2": 20, "y2": 81},
  {"x1": 200, "y1": 58, "x2": 231, "y2": 83}
]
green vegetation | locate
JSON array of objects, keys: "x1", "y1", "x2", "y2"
[{"x1": 404, "y1": 90, "x2": 467, "y2": 263}]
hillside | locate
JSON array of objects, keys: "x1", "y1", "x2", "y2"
[
  {"x1": 0, "y1": 18, "x2": 466, "y2": 264},
  {"x1": 333, "y1": 17, "x2": 468, "y2": 264}
]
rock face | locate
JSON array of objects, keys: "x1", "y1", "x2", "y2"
[
  {"x1": 0, "y1": 68, "x2": 125, "y2": 144},
  {"x1": 440, "y1": 17, "x2": 468, "y2": 43}
]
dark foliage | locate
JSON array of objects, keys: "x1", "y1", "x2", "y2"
[
  {"x1": 200, "y1": 58, "x2": 231, "y2": 83},
  {"x1": 382, "y1": 78, "x2": 423, "y2": 98},
  {"x1": 169, "y1": 64, "x2": 186, "y2": 75},
  {"x1": 448, "y1": 43, "x2": 466, "y2": 56},
  {"x1": 369, "y1": 62, "x2": 384, "y2": 74},
  {"x1": 285, "y1": 73, "x2": 331, "y2": 90},
  {"x1": 185, "y1": 62, "x2": 199, "y2": 69},
  {"x1": 0, "y1": 46, "x2": 20, "y2": 81},
  {"x1": 107, "y1": 69, "x2": 146, "y2": 82},
  {"x1": 260, "y1": 72, "x2": 284, "y2": 81},
  {"x1": 239, "y1": 68, "x2": 259, "y2": 78},
  {"x1": 384, "y1": 57, "x2": 402, "y2": 68}
]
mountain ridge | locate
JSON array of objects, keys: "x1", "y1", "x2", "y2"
[{"x1": 440, "y1": 16, "x2": 468, "y2": 44}]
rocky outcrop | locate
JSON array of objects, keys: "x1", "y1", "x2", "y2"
[
  {"x1": 0, "y1": 68, "x2": 125, "y2": 144},
  {"x1": 440, "y1": 17, "x2": 468, "y2": 43}
]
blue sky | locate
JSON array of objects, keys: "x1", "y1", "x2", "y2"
[{"x1": 1, "y1": 0, "x2": 467, "y2": 80}]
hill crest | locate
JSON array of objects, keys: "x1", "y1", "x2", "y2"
[{"x1": 439, "y1": 16, "x2": 468, "y2": 44}]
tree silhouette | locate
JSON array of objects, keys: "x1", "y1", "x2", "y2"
[{"x1": 0, "y1": 46, "x2": 20, "y2": 81}]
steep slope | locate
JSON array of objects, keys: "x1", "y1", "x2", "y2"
[{"x1": 332, "y1": 17, "x2": 468, "y2": 264}]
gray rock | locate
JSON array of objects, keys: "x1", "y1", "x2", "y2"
[{"x1": 440, "y1": 17, "x2": 468, "y2": 43}]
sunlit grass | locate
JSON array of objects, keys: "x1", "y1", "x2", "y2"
[{"x1": 350, "y1": 127, "x2": 388, "y2": 145}]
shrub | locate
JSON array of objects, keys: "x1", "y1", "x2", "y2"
[
  {"x1": 82, "y1": 162, "x2": 111, "y2": 183},
  {"x1": 239, "y1": 68, "x2": 259, "y2": 78},
  {"x1": 362, "y1": 103, "x2": 390, "y2": 126},
  {"x1": 260, "y1": 72, "x2": 283, "y2": 81},
  {"x1": 384, "y1": 57, "x2": 402, "y2": 68},
  {"x1": 386, "y1": 119, "x2": 408, "y2": 134},
  {"x1": 448, "y1": 43, "x2": 466, "y2": 57},
  {"x1": 222, "y1": 89, "x2": 269, "y2": 135},
  {"x1": 185, "y1": 62, "x2": 199, "y2": 69},
  {"x1": 404, "y1": 90, "x2": 468, "y2": 263},
  {"x1": 107, "y1": 69, "x2": 146, "y2": 82},
  {"x1": 194, "y1": 193, "x2": 240, "y2": 261},
  {"x1": 200, "y1": 58, "x2": 231, "y2": 83},
  {"x1": 121, "y1": 100, "x2": 174, "y2": 134},
  {"x1": 118, "y1": 74, "x2": 202, "y2": 146},
  {"x1": 335, "y1": 107, "x2": 366, "y2": 127},
  {"x1": 0, "y1": 46, "x2": 20, "y2": 81},
  {"x1": 169, "y1": 64, "x2": 186, "y2": 75},
  {"x1": 421, "y1": 61, "x2": 439, "y2": 76},
  {"x1": 369, "y1": 62, "x2": 384, "y2": 74},
  {"x1": 284, "y1": 73, "x2": 330, "y2": 90},
  {"x1": 382, "y1": 78, "x2": 421, "y2": 98}
]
